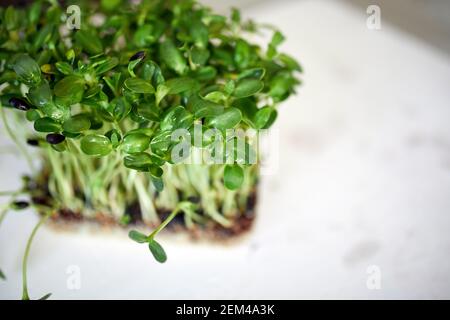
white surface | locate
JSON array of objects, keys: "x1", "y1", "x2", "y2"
[{"x1": 1, "y1": 0, "x2": 450, "y2": 299}]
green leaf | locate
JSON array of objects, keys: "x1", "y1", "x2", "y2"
[
  {"x1": 26, "y1": 110, "x2": 41, "y2": 121},
  {"x1": 155, "y1": 84, "x2": 169, "y2": 106},
  {"x1": 128, "y1": 51, "x2": 145, "y2": 77},
  {"x1": 80, "y1": 134, "x2": 112, "y2": 156},
  {"x1": 190, "y1": 95, "x2": 224, "y2": 118},
  {"x1": 133, "y1": 25, "x2": 155, "y2": 47},
  {"x1": 128, "y1": 230, "x2": 148, "y2": 243},
  {"x1": 62, "y1": 114, "x2": 91, "y2": 133},
  {"x1": 0, "y1": 268, "x2": 6, "y2": 280},
  {"x1": 13, "y1": 54, "x2": 41, "y2": 85},
  {"x1": 151, "y1": 176, "x2": 164, "y2": 192},
  {"x1": 105, "y1": 129, "x2": 122, "y2": 148},
  {"x1": 165, "y1": 77, "x2": 199, "y2": 95},
  {"x1": 123, "y1": 152, "x2": 152, "y2": 171},
  {"x1": 148, "y1": 239, "x2": 167, "y2": 263},
  {"x1": 194, "y1": 66, "x2": 217, "y2": 81},
  {"x1": 149, "y1": 165, "x2": 163, "y2": 178},
  {"x1": 160, "y1": 40, "x2": 187, "y2": 75},
  {"x1": 254, "y1": 106, "x2": 277, "y2": 129},
  {"x1": 32, "y1": 24, "x2": 54, "y2": 51},
  {"x1": 136, "y1": 102, "x2": 161, "y2": 122},
  {"x1": 34, "y1": 117, "x2": 61, "y2": 133},
  {"x1": 206, "y1": 107, "x2": 241, "y2": 130},
  {"x1": 190, "y1": 20, "x2": 209, "y2": 48},
  {"x1": 95, "y1": 57, "x2": 119, "y2": 75},
  {"x1": 224, "y1": 164, "x2": 244, "y2": 190},
  {"x1": 150, "y1": 130, "x2": 172, "y2": 155},
  {"x1": 160, "y1": 106, "x2": 193, "y2": 131},
  {"x1": 55, "y1": 62, "x2": 73, "y2": 75},
  {"x1": 109, "y1": 97, "x2": 131, "y2": 121},
  {"x1": 54, "y1": 75, "x2": 85, "y2": 104},
  {"x1": 238, "y1": 68, "x2": 266, "y2": 81},
  {"x1": 28, "y1": 80, "x2": 52, "y2": 107},
  {"x1": 142, "y1": 61, "x2": 165, "y2": 87},
  {"x1": 190, "y1": 47, "x2": 210, "y2": 66},
  {"x1": 5, "y1": 6, "x2": 19, "y2": 31},
  {"x1": 124, "y1": 78, "x2": 155, "y2": 94},
  {"x1": 122, "y1": 133, "x2": 151, "y2": 154},
  {"x1": 234, "y1": 39, "x2": 251, "y2": 69},
  {"x1": 74, "y1": 30, "x2": 103, "y2": 55},
  {"x1": 278, "y1": 53, "x2": 302, "y2": 72},
  {"x1": 233, "y1": 79, "x2": 263, "y2": 98}
]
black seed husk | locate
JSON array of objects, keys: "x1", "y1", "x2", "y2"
[
  {"x1": 9, "y1": 97, "x2": 31, "y2": 111},
  {"x1": 129, "y1": 51, "x2": 145, "y2": 62},
  {"x1": 46, "y1": 133, "x2": 65, "y2": 144},
  {"x1": 13, "y1": 201, "x2": 29, "y2": 209},
  {"x1": 26, "y1": 138, "x2": 39, "y2": 146}
]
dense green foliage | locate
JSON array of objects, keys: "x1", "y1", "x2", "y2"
[{"x1": 0, "y1": 0, "x2": 301, "y2": 298}]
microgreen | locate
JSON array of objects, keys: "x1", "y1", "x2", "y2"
[{"x1": 0, "y1": 0, "x2": 302, "y2": 297}]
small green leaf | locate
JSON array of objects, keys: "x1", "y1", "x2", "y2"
[
  {"x1": 27, "y1": 80, "x2": 52, "y2": 107},
  {"x1": 234, "y1": 39, "x2": 251, "y2": 69},
  {"x1": 142, "y1": 61, "x2": 165, "y2": 87},
  {"x1": 128, "y1": 51, "x2": 145, "y2": 77},
  {"x1": 63, "y1": 114, "x2": 91, "y2": 133},
  {"x1": 136, "y1": 102, "x2": 160, "y2": 122},
  {"x1": 206, "y1": 107, "x2": 241, "y2": 130},
  {"x1": 128, "y1": 230, "x2": 149, "y2": 243},
  {"x1": 190, "y1": 20, "x2": 209, "y2": 48},
  {"x1": 160, "y1": 40, "x2": 187, "y2": 75},
  {"x1": 124, "y1": 78, "x2": 155, "y2": 94},
  {"x1": 150, "y1": 130, "x2": 172, "y2": 155},
  {"x1": 55, "y1": 62, "x2": 73, "y2": 75},
  {"x1": 155, "y1": 84, "x2": 169, "y2": 106},
  {"x1": 190, "y1": 95, "x2": 224, "y2": 118},
  {"x1": 109, "y1": 96, "x2": 131, "y2": 121},
  {"x1": 26, "y1": 110, "x2": 41, "y2": 122},
  {"x1": 0, "y1": 268, "x2": 5, "y2": 280},
  {"x1": 123, "y1": 152, "x2": 152, "y2": 171},
  {"x1": 151, "y1": 176, "x2": 164, "y2": 192},
  {"x1": 224, "y1": 164, "x2": 244, "y2": 190},
  {"x1": 95, "y1": 57, "x2": 119, "y2": 75},
  {"x1": 160, "y1": 106, "x2": 193, "y2": 131},
  {"x1": 148, "y1": 239, "x2": 167, "y2": 263},
  {"x1": 34, "y1": 117, "x2": 61, "y2": 132},
  {"x1": 149, "y1": 165, "x2": 163, "y2": 178},
  {"x1": 74, "y1": 30, "x2": 103, "y2": 55},
  {"x1": 233, "y1": 79, "x2": 263, "y2": 98},
  {"x1": 105, "y1": 129, "x2": 122, "y2": 148},
  {"x1": 13, "y1": 54, "x2": 41, "y2": 85},
  {"x1": 122, "y1": 133, "x2": 151, "y2": 154},
  {"x1": 278, "y1": 53, "x2": 302, "y2": 72},
  {"x1": 80, "y1": 134, "x2": 112, "y2": 156},
  {"x1": 238, "y1": 68, "x2": 266, "y2": 81},
  {"x1": 54, "y1": 75, "x2": 85, "y2": 104},
  {"x1": 5, "y1": 6, "x2": 19, "y2": 31},
  {"x1": 254, "y1": 106, "x2": 277, "y2": 129},
  {"x1": 190, "y1": 47, "x2": 210, "y2": 66},
  {"x1": 165, "y1": 77, "x2": 199, "y2": 95}
]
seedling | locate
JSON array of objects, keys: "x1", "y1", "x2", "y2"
[{"x1": 0, "y1": 0, "x2": 301, "y2": 298}]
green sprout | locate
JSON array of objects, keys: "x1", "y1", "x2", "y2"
[{"x1": 0, "y1": 0, "x2": 302, "y2": 296}]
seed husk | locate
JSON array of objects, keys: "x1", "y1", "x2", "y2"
[
  {"x1": 9, "y1": 97, "x2": 31, "y2": 111},
  {"x1": 46, "y1": 133, "x2": 65, "y2": 145}
]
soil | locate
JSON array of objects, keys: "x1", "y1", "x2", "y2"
[{"x1": 26, "y1": 173, "x2": 257, "y2": 240}]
